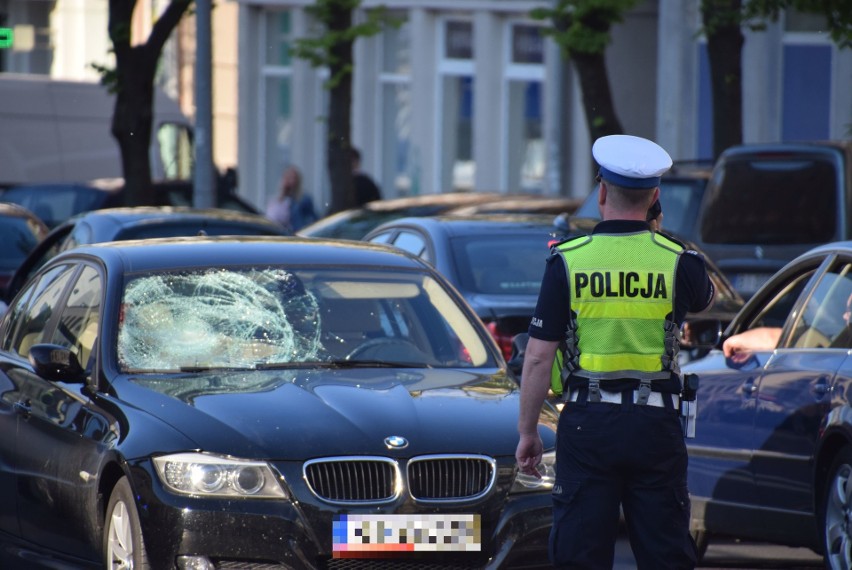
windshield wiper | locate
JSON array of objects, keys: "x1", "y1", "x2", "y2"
[
  {"x1": 326, "y1": 359, "x2": 432, "y2": 369},
  {"x1": 178, "y1": 365, "x2": 256, "y2": 372},
  {"x1": 254, "y1": 361, "x2": 333, "y2": 370}
]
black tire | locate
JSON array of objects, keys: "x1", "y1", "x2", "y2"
[
  {"x1": 103, "y1": 476, "x2": 149, "y2": 570},
  {"x1": 821, "y1": 446, "x2": 852, "y2": 570}
]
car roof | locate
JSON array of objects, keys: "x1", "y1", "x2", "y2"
[
  {"x1": 362, "y1": 191, "x2": 508, "y2": 212},
  {"x1": 367, "y1": 213, "x2": 560, "y2": 237},
  {"x1": 64, "y1": 206, "x2": 278, "y2": 225},
  {"x1": 61, "y1": 235, "x2": 432, "y2": 273}
]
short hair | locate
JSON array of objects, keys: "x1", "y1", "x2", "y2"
[{"x1": 603, "y1": 181, "x2": 655, "y2": 209}]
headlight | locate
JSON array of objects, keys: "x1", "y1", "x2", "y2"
[
  {"x1": 510, "y1": 450, "x2": 556, "y2": 493},
  {"x1": 153, "y1": 452, "x2": 287, "y2": 499}
]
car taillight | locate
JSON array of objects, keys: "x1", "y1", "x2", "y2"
[{"x1": 486, "y1": 321, "x2": 514, "y2": 361}]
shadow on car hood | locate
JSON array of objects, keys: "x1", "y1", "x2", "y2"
[{"x1": 123, "y1": 368, "x2": 531, "y2": 457}]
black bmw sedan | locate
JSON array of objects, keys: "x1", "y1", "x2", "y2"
[{"x1": 0, "y1": 236, "x2": 557, "y2": 569}]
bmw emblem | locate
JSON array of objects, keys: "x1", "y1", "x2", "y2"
[{"x1": 384, "y1": 435, "x2": 408, "y2": 449}]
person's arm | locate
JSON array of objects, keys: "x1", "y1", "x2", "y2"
[
  {"x1": 515, "y1": 337, "x2": 558, "y2": 478},
  {"x1": 722, "y1": 326, "x2": 782, "y2": 358}
]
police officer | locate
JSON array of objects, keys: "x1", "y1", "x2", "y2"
[{"x1": 516, "y1": 135, "x2": 715, "y2": 569}]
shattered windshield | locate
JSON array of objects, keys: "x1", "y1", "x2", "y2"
[{"x1": 116, "y1": 266, "x2": 495, "y2": 372}]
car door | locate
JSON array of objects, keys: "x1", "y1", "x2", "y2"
[
  {"x1": 10, "y1": 262, "x2": 113, "y2": 560},
  {"x1": 0, "y1": 262, "x2": 77, "y2": 539},
  {"x1": 687, "y1": 259, "x2": 820, "y2": 531},
  {"x1": 752, "y1": 257, "x2": 852, "y2": 518}
]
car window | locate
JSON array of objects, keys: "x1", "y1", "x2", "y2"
[
  {"x1": 736, "y1": 269, "x2": 815, "y2": 350},
  {"x1": 701, "y1": 155, "x2": 837, "y2": 245},
  {"x1": 787, "y1": 262, "x2": 852, "y2": 349},
  {"x1": 367, "y1": 231, "x2": 394, "y2": 244},
  {"x1": 389, "y1": 231, "x2": 429, "y2": 260},
  {"x1": 116, "y1": 267, "x2": 495, "y2": 372},
  {"x1": 451, "y1": 234, "x2": 547, "y2": 295},
  {"x1": 50, "y1": 265, "x2": 102, "y2": 369},
  {"x1": 7, "y1": 264, "x2": 77, "y2": 358}
]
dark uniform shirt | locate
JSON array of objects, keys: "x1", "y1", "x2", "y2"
[{"x1": 529, "y1": 220, "x2": 715, "y2": 342}]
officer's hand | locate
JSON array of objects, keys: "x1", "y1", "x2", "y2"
[{"x1": 515, "y1": 433, "x2": 544, "y2": 479}]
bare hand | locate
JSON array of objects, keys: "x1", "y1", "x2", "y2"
[{"x1": 515, "y1": 433, "x2": 544, "y2": 479}]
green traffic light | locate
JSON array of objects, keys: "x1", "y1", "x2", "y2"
[{"x1": 0, "y1": 28, "x2": 12, "y2": 49}]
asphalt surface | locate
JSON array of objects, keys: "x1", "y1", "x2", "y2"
[{"x1": 614, "y1": 531, "x2": 824, "y2": 569}]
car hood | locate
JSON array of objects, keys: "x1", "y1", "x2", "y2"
[{"x1": 119, "y1": 368, "x2": 545, "y2": 459}]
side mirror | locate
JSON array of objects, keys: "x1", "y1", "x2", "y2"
[
  {"x1": 680, "y1": 318, "x2": 723, "y2": 350},
  {"x1": 507, "y1": 333, "x2": 529, "y2": 382},
  {"x1": 29, "y1": 343, "x2": 87, "y2": 384}
]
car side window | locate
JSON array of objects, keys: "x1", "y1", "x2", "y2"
[
  {"x1": 391, "y1": 231, "x2": 429, "y2": 261},
  {"x1": 50, "y1": 265, "x2": 102, "y2": 369},
  {"x1": 787, "y1": 262, "x2": 852, "y2": 349},
  {"x1": 7, "y1": 264, "x2": 77, "y2": 358},
  {"x1": 742, "y1": 270, "x2": 814, "y2": 334},
  {"x1": 367, "y1": 231, "x2": 394, "y2": 245}
]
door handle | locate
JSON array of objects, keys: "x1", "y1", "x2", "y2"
[{"x1": 742, "y1": 378, "x2": 758, "y2": 396}]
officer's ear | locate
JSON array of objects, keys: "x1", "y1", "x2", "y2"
[{"x1": 597, "y1": 182, "x2": 607, "y2": 208}]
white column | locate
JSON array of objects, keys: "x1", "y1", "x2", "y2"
[
  {"x1": 742, "y1": 20, "x2": 783, "y2": 143},
  {"x1": 410, "y1": 7, "x2": 437, "y2": 194},
  {"x1": 473, "y1": 10, "x2": 502, "y2": 191},
  {"x1": 655, "y1": 0, "x2": 699, "y2": 161}
]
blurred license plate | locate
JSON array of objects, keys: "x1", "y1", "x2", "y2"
[
  {"x1": 733, "y1": 272, "x2": 770, "y2": 296},
  {"x1": 332, "y1": 513, "x2": 481, "y2": 557}
]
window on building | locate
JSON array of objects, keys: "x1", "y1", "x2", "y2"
[
  {"x1": 439, "y1": 19, "x2": 474, "y2": 192},
  {"x1": 505, "y1": 23, "x2": 544, "y2": 193},
  {"x1": 379, "y1": 15, "x2": 412, "y2": 197},
  {"x1": 262, "y1": 11, "x2": 294, "y2": 206},
  {"x1": 782, "y1": 9, "x2": 832, "y2": 141}
]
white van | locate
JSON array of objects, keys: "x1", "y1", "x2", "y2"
[{"x1": 0, "y1": 73, "x2": 194, "y2": 187}]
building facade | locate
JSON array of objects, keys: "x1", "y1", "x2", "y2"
[
  {"x1": 234, "y1": 0, "x2": 851, "y2": 217},
  {"x1": 0, "y1": 0, "x2": 240, "y2": 174}
]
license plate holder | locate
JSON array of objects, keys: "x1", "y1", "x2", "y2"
[{"x1": 332, "y1": 513, "x2": 481, "y2": 558}]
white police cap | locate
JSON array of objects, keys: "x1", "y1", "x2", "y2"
[{"x1": 592, "y1": 134, "x2": 673, "y2": 189}]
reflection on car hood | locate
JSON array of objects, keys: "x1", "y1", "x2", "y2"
[{"x1": 123, "y1": 368, "x2": 528, "y2": 458}]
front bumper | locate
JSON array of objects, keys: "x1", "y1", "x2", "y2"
[{"x1": 128, "y1": 459, "x2": 552, "y2": 569}]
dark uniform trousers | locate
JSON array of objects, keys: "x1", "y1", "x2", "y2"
[{"x1": 549, "y1": 390, "x2": 697, "y2": 569}]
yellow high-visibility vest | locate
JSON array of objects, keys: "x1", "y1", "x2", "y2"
[{"x1": 554, "y1": 231, "x2": 682, "y2": 384}]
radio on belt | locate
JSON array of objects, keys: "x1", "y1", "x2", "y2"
[{"x1": 680, "y1": 373, "x2": 699, "y2": 438}]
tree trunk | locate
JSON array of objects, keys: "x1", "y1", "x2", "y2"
[
  {"x1": 703, "y1": 0, "x2": 744, "y2": 159},
  {"x1": 108, "y1": 0, "x2": 192, "y2": 207},
  {"x1": 112, "y1": 48, "x2": 157, "y2": 206},
  {"x1": 571, "y1": 50, "x2": 624, "y2": 145},
  {"x1": 326, "y1": 8, "x2": 356, "y2": 214}
]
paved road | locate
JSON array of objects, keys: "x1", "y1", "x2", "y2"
[{"x1": 614, "y1": 531, "x2": 823, "y2": 569}]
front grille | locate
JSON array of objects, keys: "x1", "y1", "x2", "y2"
[
  {"x1": 408, "y1": 455, "x2": 495, "y2": 501},
  {"x1": 303, "y1": 455, "x2": 496, "y2": 504},
  {"x1": 304, "y1": 457, "x2": 398, "y2": 503}
]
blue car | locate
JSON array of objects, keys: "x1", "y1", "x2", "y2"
[{"x1": 683, "y1": 240, "x2": 852, "y2": 568}]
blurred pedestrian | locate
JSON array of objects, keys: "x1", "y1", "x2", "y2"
[
  {"x1": 516, "y1": 134, "x2": 716, "y2": 569},
  {"x1": 351, "y1": 147, "x2": 382, "y2": 206},
  {"x1": 266, "y1": 165, "x2": 318, "y2": 232}
]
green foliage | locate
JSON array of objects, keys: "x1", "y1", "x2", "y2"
[
  {"x1": 291, "y1": 0, "x2": 402, "y2": 88},
  {"x1": 701, "y1": 0, "x2": 851, "y2": 48},
  {"x1": 90, "y1": 62, "x2": 119, "y2": 94},
  {"x1": 529, "y1": 0, "x2": 638, "y2": 56}
]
